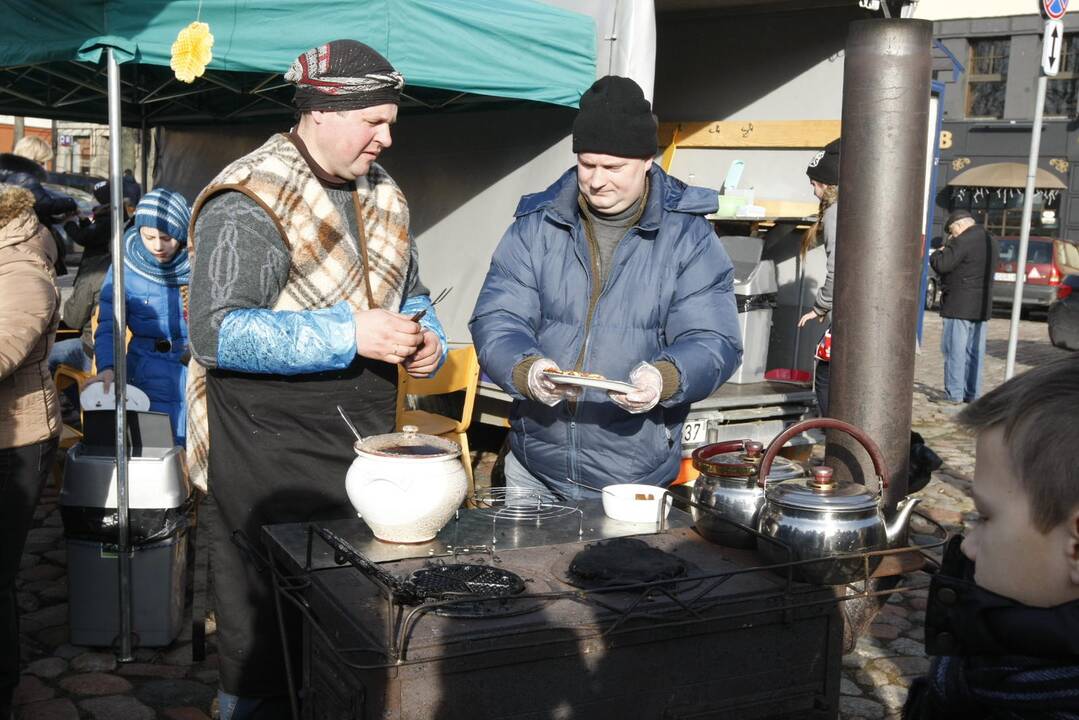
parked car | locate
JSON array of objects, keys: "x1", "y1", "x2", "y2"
[
  {"x1": 42, "y1": 182, "x2": 94, "y2": 254},
  {"x1": 924, "y1": 267, "x2": 940, "y2": 310},
  {"x1": 924, "y1": 236, "x2": 943, "y2": 310},
  {"x1": 42, "y1": 182, "x2": 93, "y2": 218},
  {"x1": 45, "y1": 170, "x2": 106, "y2": 196},
  {"x1": 991, "y1": 236, "x2": 1074, "y2": 315},
  {"x1": 1048, "y1": 274, "x2": 1079, "y2": 350}
]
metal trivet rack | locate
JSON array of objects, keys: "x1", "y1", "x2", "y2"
[
  {"x1": 409, "y1": 563, "x2": 525, "y2": 599},
  {"x1": 470, "y1": 487, "x2": 584, "y2": 544}
]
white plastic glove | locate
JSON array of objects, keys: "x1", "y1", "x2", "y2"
[
  {"x1": 527, "y1": 358, "x2": 582, "y2": 407},
  {"x1": 608, "y1": 361, "x2": 663, "y2": 414}
]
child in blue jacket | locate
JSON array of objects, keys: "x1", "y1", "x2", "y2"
[{"x1": 88, "y1": 188, "x2": 191, "y2": 447}]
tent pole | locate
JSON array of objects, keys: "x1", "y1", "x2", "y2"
[
  {"x1": 107, "y1": 47, "x2": 135, "y2": 663},
  {"x1": 140, "y1": 115, "x2": 149, "y2": 192},
  {"x1": 139, "y1": 65, "x2": 150, "y2": 192}
]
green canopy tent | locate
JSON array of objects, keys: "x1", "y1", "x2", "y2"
[
  {"x1": 1, "y1": 0, "x2": 596, "y2": 124},
  {"x1": 1, "y1": 0, "x2": 595, "y2": 666}
]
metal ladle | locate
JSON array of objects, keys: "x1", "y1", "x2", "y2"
[
  {"x1": 565, "y1": 477, "x2": 615, "y2": 496},
  {"x1": 337, "y1": 405, "x2": 363, "y2": 444}
]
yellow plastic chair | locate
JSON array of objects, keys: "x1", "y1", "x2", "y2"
[
  {"x1": 54, "y1": 364, "x2": 92, "y2": 440},
  {"x1": 395, "y1": 346, "x2": 481, "y2": 496},
  {"x1": 51, "y1": 365, "x2": 88, "y2": 488}
]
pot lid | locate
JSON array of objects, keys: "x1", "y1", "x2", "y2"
[
  {"x1": 355, "y1": 425, "x2": 460, "y2": 459},
  {"x1": 765, "y1": 466, "x2": 880, "y2": 511},
  {"x1": 694, "y1": 440, "x2": 804, "y2": 481}
]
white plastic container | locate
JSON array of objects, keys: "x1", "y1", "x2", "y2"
[{"x1": 601, "y1": 484, "x2": 672, "y2": 524}]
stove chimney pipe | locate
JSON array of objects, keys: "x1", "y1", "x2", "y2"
[{"x1": 825, "y1": 19, "x2": 933, "y2": 512}]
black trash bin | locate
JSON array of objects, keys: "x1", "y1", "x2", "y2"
[{"x1": 59, "y1": 409, "x2": 191, "y2": 647}]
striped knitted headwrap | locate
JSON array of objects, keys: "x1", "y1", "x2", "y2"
[
  {"x1": 134, "y1": 188, "x2": 191, "y2": 246},
  {"x1": 285, "y1": 39, "x2": 404, "y2": 112}
]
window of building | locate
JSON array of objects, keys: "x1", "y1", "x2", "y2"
[
  {"x1": 950, "y1": 187, "x2": 1061, "y2": 237},
  {"x1": 966, "y1": 38, "x2": 1010, "y2": 119},
  {"x1": 1046, "y1": 34, "x2": 1079, "y2": 117}
]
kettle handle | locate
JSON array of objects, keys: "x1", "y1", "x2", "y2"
[
  {"x1": 691, "y1": 439, "x2": 748, "y2": 474},
  {"x1": 756, "y1": 418, "x2": 888, "y2": 491}
]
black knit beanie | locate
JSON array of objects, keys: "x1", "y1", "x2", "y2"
[
  {"x1": 806, "y1": 138, "x2": 841, "y2": 186},
  {"x1": 572, "y1": 76, "x2": 658, "y2": 157},
  {"x1": 285, "y1": 39, "x2": 404, "y2": 112}
]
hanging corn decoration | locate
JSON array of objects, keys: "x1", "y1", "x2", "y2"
[{"x1": 170, "y1": 21, "x2": 214, "y2": 83}]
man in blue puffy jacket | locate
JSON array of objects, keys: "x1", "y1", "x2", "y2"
[{"x1": 470, "y1": 76, "x2": 743, "y2": 500}]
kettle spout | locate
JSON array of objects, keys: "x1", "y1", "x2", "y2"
[{"x1": 885, "y1": 496, "x2": 921, "y2": 548}]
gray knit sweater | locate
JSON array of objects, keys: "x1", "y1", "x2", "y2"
[{"x1": 188, "y1": 188, "x2": 422, "y2": 368}]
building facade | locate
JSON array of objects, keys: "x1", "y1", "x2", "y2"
[{"x1": 929, "y1": 8, "x2": 1079, "y2": 243}]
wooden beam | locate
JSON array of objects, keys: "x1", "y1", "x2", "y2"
[
  {"x1": 658, "y1": 120, "x2": 841, "y2": 149},
  {"x1": 659, "y1": 123, "x2": 681, "y2": 172}
]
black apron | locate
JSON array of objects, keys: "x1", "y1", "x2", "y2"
[{"x1": 207, "y1": 357, "x2": 396, "y2": 697}]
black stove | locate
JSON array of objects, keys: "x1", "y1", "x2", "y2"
[{"x1": 264, "y1": 501, "x2": 844, "y2": 719}]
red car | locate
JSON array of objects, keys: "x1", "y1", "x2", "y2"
[{"x1": 992, "y1": 236, "x2": 1076, "y2": 314}]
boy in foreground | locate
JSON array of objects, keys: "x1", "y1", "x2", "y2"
[{"x1": 903, "y1": 355, "x2": 1079, "y2": 719}]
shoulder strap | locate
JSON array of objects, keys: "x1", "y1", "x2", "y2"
[{"x1": 351, "y1": 193, "x2": 377, "y2": 310}]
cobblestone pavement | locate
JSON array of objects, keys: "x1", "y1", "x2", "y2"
[{"x1": 12, "y1": 311, "x2": 1071, "y2": 719}]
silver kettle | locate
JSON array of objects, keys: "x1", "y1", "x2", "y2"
[
  {"x1": 690, "y1": 439, "x2": 806, "y2": 548},
  {"x1": 755, "y1": 418, "x2": 920, "y2": 585}
]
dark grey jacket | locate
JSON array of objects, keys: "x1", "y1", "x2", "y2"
[{"x1": 930, "y1": 225, "x2": 999, "y2": 322}]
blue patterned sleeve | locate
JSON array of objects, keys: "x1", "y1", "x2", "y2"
[
  {"x1": 400, "y1": 294, "x2": 448, "y2": 376},
  {"x1": 216, "y1": 300, "x2": 357, "y2": 375}
]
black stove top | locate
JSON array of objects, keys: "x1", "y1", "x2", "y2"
[{"x1": 264, "y1": 503, "x2": 845, "y2": 719}]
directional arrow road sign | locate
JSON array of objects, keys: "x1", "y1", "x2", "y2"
[{"x1": 1044, "y1": 19, "x2": 1064, "y2": 76}]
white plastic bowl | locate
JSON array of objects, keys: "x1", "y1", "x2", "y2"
[{"x1": 601, "y1": 484, "x2": 672, "y2": 523}]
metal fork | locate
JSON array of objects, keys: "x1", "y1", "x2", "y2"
[{"x1": 409, "y1": 286, "x2": 452, "y2": 322}]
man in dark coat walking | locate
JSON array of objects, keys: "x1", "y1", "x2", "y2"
[{"x1": 930, "y1": 210, "x2": 1000, "y2": 403}]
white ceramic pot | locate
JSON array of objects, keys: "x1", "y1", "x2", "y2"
[{"x1": 344, "y1": 426, "x2": 467, "y2": 543}]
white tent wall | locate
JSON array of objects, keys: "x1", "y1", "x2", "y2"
[
  {"x1": 544, "y1": 0, "x2": 656, "y2": 98},
  {"x1": 652, "y1": 3, "x2": 867, "y2": 373}
]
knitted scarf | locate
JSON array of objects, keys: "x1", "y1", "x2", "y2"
[
  {"x1": 123, "y1": 227, "x2": 190, "y2": 287},
  {"x1": 904, "y1": 537, "x2": 1079, "y2": 720},
  {"x1": 184, "y1": 133, "x2": 411, "y2": 491},
  {"x1": 912, "y1": 654, "x2": 1079, "y2": 719}
]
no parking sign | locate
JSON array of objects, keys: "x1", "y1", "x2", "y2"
[{"x1": 1043, "y1": 0, "x2": 1068, "y2": 20}]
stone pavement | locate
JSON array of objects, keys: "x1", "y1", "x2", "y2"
[{"x1": 11, "y1": 311, "x2": 1071, "y2": 719}]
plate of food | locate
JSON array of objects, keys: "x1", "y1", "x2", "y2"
[{"x1": 543, "y1": 369, "x2": 636, "y2": 394}]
